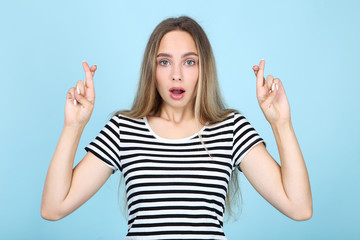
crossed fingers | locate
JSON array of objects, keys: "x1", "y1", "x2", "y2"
[{"x1": 253, "y1": 59, "x2": 279, "y2": 93}]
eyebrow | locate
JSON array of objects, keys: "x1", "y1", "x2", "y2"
[{"x1": 156, "y1": 52, "x2": 199, "y2": 58}]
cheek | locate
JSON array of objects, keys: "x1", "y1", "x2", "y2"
[
  {"x1": 188, "y1": 65, "x2": 199, "y2": 78},
  {"x1": 155, "y1": 70, "x2": 169, "y2": 95},
  {"x1": 156, "y1": 67, "x2": 170, "y2": 83},
  {"x1": 186, "y1": 67, "x2": 199, "y2": 86}
]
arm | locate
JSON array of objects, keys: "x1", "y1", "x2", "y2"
[
  {"x1": 239, "y1": 60, "x2": 312, "y2": 221},
  {"x1": 41, "y1": 62, "x2": 113, "y2": 221}
]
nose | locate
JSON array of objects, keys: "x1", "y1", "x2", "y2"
[{"x1": 172, "y1": 64, "x2": 182, "y2": 81}]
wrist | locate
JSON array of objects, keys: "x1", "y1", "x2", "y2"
[
  {"x1": 270, "y1": 119, "x2": 293, "y2": 132},
  {"x1": 63, "y1": 123, "x2": 86, "y2": 133},
  {"x1": 60, "y1": 124, "x2": 86, "y2": 145}
]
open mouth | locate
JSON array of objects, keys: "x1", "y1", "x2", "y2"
[
  {"x1": 170, "y1": 88, "x2": 185, "y2": 95},
  {"x1": 169, "y1": 87, "x2": 185, "y2": 100}
]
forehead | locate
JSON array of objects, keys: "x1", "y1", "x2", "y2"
[{"x1": 157, "y1": 30, "x2": 198, "y2": 54}]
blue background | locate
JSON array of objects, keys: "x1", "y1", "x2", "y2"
[{"x1": 1, "y1": 0, "x2": 359, "y2": 239}]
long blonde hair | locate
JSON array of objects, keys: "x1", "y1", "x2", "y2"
[{"x1": 116, "y1": 16, "x2": 241, "y2": 219}]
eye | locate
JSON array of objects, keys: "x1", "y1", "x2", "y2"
[
  {"x1": 159, "y1": 60, "x2": 169, "y2": 66},
  {"x1": 185, "y1": 59, "x2": 195, "y2": 66}
]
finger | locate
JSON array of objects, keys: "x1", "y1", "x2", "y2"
[
  {"x1": 67, "y1": 87, "x2": 77, "y2": 105},
  {"x1": 67, "y1": 87, "x2": 74, "y2": 100},
  {"x1": 262, "y1": 83, "x2": 278, "y2": 107},
  {"x1": 253, "y1": 65, "x2": 259, "y2": 76},
  {"x1": 266, "y1": 75, "x2": 274, "y2": 91},
  {"x1": 253, "y1": 65, "x2": 267, "y2": 89},
  {"x1": 82, "y1": 62, "x2": 95, "y2": 102},
  {"x1": 82, "y1": 61, "x2": 94, "y2": 90},
  {"x1": 75, "y1": 92, "x2": 93, "y2": 110},
  {"x1": 76, "y1": 80, "x2": 85, "y2": 96},
  {"x1": 90, "y1": 65, "x2": 97, "y2": 77},
  {"x1": 74, "y1": 80, "x2": 92, "y2": 106},
  {"x1": 256, "y1": 59, "x2": 265, "y2": 88},
  {"x1": 273, "y1": 78, "x2": 283, "y2": 93}
]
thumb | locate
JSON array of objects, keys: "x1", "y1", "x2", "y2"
[
  {"x1": 74, "y1": 91, "x2": 93, "y2": 111},
  {"x1": 66, "y1": 87, "x2": 77, "y2": 105},
  {"x1": 261, "y1": 83, "x2": 278, "y2": 108}
]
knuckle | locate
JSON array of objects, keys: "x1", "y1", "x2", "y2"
[
  {"x1": 77, "y1": 80, "x2": 84, "y2": 87},
  {"x1": 67, "y1": 87, "x2": 74, "y2": 95}
]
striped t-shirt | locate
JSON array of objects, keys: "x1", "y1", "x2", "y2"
[{"x1": 85, "y1": 112, "x2": 264, "y2": 240}]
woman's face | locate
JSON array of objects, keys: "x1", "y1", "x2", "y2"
[{"x1": 155, "y1": 30, "x2": 199, "y2": 112}]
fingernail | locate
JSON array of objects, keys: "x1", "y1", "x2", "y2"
[
  {"x1": 276, "y1": 84, "x2": 279, "y2": 90},
  {"x1": 73, "y1": 99, "x2": 77, "y2": 105},
  {"x1": 272, "y1": 83, "x2": 275, "y2": 91},
  {"x1": 77, "y1": 86, "x2": 80, "y2": 94}
]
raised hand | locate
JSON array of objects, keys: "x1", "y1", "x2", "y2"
[
  {"x1": 64, "y1": 61, "x2": 97, "y2": 127},
  {"x1": 253, "y1": 59, "x2": 291, "y2": 125}
]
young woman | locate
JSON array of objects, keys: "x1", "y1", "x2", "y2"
[{"x1": 41, "y1": 16, "x2": 312, "y2": 239}]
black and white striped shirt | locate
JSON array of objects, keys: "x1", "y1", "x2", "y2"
[{"x1": 85, "y1": 112, "x2": 264, "y2": 240}]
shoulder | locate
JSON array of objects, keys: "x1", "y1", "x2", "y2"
[
  {"x1": 221, "y1": 110, "x2": 246, "y2": 123},
  {"x1": 232, "y1": 111, "x2": 249, "y2": 125},
  {"x1": 205, "y1": 111, "x2": 241, "y2": 131},
  {"x1": 112, "y1": 113, "x2": 147, "y2": 129},
  {"x1": 112, "y1": 113, "x2": 143, "y2": 122},
  {"x1": 207, "y1": 111, "x2": 239, "y2": 125},
  {"x1": 219, "y1": 111, "x2": 247, "y2": 126}
]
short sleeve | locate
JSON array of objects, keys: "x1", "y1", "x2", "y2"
[
  {"x1": 232, "y1": 112, "x2": 265, "y2": 171},
  {"x1": 85, "y1": 115, "x2": 122, "y2": 172}
]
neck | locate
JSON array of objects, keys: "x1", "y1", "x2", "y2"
[{"x1": 157, "y1": 104, "x2": 195, "y2": 124}]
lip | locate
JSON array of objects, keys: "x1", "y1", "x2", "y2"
[
  {"x1": 169, "y1": 87, "x2": 186, "y2": 100},
  {"x1": 169, "y1": 87, "x2": 185, "y2": 92}
]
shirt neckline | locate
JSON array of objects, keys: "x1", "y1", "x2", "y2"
[{"x1": 143, "y1": 116, "x2": 207, "y2": 143}]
